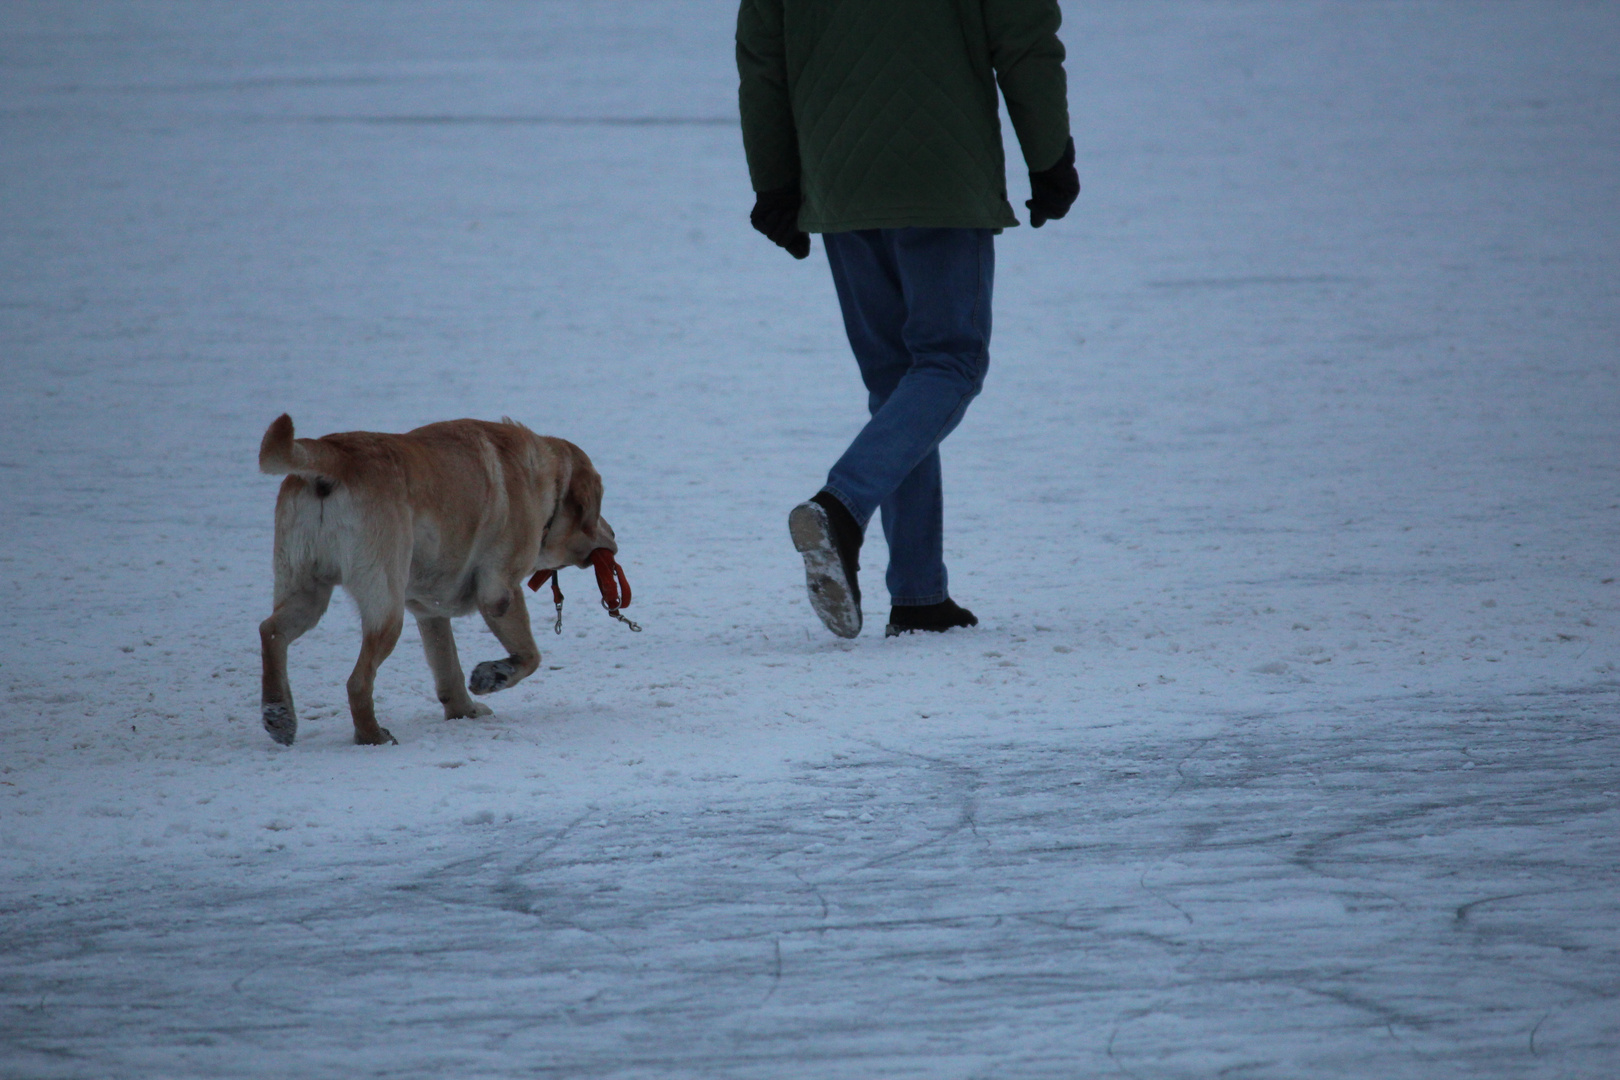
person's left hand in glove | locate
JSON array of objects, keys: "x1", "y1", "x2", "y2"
[
  {"x1": 750, "y1": 182, "x2": 812, "y2": 259},
  {"x1": 1026, "y1": 137, "x2": 1080, "y2": 228}
]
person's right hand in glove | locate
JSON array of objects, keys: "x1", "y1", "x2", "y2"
[
  {"x1": 750, "y1": 183, "x2": 812, "y2": 259},
  {"x1": 1026, "y1": 137, "x2": 1080, "y2": 228}
]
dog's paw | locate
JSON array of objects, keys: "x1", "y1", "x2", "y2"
[
  {"x1": 469, "y1": 659, "x2": 517, "y2": 695},
  {"x1": 355, "y1": 726, "x2": 398, "y2": 746},
  {"x1": 443, "y1": 700, "x2": 494, "y2": 720},
  {"x1": 262, "y1": 703, "x2": 297, "y2": 746}
]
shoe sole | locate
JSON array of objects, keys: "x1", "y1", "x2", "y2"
[
  {"x1": 789, "y1": 502, "x2": 862, "y2": 639},
  {"x1": 883, "y1": 621, "x2": 968, "y2": 637}
]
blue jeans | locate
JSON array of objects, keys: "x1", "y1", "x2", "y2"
[{"x1": 821, "y1": 227, "x2": 994, "y2": 606}]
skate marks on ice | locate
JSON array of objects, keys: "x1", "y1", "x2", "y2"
[{"x1": 2, "y1": 688, "x2": 1617, "y2": 1079}]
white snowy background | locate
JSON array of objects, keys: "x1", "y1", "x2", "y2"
[{"x1": 2, "y1": 1, "x2": 1617, "y2": 1077}]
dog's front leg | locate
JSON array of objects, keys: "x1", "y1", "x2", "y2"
[
  {"x1": 469, "y1": 588, "x2": 541, "y2": 695},
  {"x1": 417, "y1": 615, "x2": 493, "y2": 719}
]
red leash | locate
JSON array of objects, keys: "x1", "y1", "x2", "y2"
[
  {"x1": 589, "y1": 548, "x2": 632, "y2": 616},
  {"x1": 528, "y1": 549, "x2": 640, "y2": 633}
]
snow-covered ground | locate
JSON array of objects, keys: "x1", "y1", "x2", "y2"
[{"x1": 2, "y1": 1, "x2": 1617, "y2": 1076}]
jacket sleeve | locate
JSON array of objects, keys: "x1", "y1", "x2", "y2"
[
  {"x1": 982, "y1": 0, "x2": 1071, "y2": 173},
  {"x1": 736, "y1": 0, "x2": 800, "y2": 193}
]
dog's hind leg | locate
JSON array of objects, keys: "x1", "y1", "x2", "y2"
[
  {"x1": 346, "y1": 609, "x2": 404, "y2": 746},
  {"x1": 469, "y1": 588, "x2": 542, "y2": 695},
  {"x1": 417, "y1": 615, "x2": 492, "y2": 720},
  {"x1": 340, "y1": 525, "x2": 412, "y2": 745},
  {"x1": 259, "y1": 582, "x2": 333, "y2": 746}
]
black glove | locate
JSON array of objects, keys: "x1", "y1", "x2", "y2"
[
  {"x1": 750, "y1": 183, "x2": 811, "y2": 259},
  {"x1": 1026, "y1": 136, "x2": 1080, "y2": 228}
]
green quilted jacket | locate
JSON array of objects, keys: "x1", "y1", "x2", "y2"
[{"x1": 736, "y1": 0, "x2": 1070, "y2": 232}]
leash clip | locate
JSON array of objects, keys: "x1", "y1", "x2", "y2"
[
  {"x1": 526, "y1": 569, "x2": 567, "y2": 634},
  {"x1": 603, "y1": 603, "x2": 641, "y2": 632}
]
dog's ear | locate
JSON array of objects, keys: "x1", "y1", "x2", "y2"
[{"x1": 563, "y1": 443, "x2": 604, "y2": 539}]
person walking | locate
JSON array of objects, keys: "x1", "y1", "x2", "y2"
[{"x1": 737, "y1": 0, "x2": 1079, "y2": 639}]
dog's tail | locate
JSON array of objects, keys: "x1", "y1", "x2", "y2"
[{"x1": 258, "y1": 414, "x2": 343, "y2": 477}]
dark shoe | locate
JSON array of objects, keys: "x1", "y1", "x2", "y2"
[
  {"x1": 885, "y1": 599, "x2": 978, "y2": 636},
  {"x1": 788, "y1": 491, "x2": 862, "y2": 638}
]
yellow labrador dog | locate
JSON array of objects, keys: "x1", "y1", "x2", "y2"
[{"x1": 257, "y1": 414, "x2": 621, "y2": 746}]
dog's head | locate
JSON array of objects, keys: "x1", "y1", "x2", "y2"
[{"x1": 539, "y1": 440, "x2": 617, "y2": 570}]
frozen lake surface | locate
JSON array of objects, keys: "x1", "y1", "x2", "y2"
[{"x1": 2, "y1": 2, "x2": 1617, "y2": 1077}]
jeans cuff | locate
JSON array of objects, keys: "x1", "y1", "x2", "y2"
[{"x1": 890, "y1": 593, "x2": 948, "y2": 607}]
